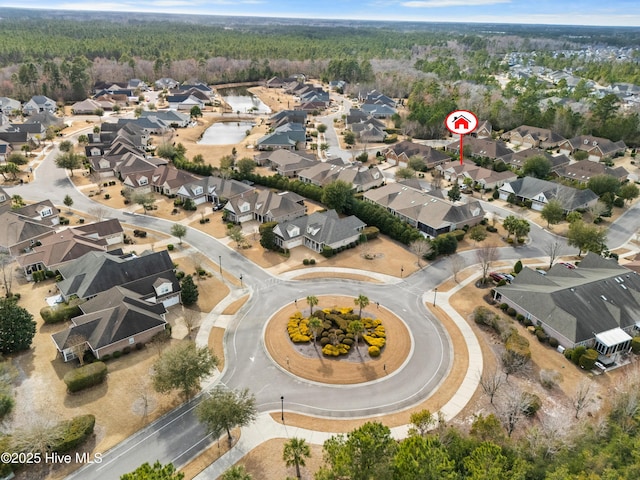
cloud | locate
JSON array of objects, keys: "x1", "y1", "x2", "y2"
[{"x1": 403, "y1": 0, "x2": 511, "y2": 7}]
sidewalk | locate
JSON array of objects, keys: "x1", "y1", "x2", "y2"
[{"x1": 194, "y1": 269, "x2": 484, "y2": 479}]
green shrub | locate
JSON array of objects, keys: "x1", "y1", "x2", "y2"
[
  {"x1": 450, "y1": 229, "x2": 466, "y2": 241},
  {"x1": 167, "y1": 244, "x2": 174, "y2": 251},
  {"x1": 564, "y1": 348, "x2": 574, "y2": 360},
  {"x1": 535, "y1": 330, "x2": 548, "y2": 343},
  {"x1": 579, "y1": 348, "x2": 598, "y2": 370},
  {"x1": 362, "y1": 226, "x2": 380, "y2": 240},
  {"x1": 368, "y1": 345, "x2": 381, "y2": 357},
  {"x1": 321, "y1": 246, "x2": 334, "y2": 258},
  {"x1": 40, "y1": 303, "x2": 82, "y2": 324},
  {"x1": 499, "y1": 303, "x2": 508, "y2": 311},
  {"x1": 523, "y1": 393, "x2": 542, "y2": 417},
  {"x1": 571, "y1": 346, "x2": 586, "y2": 365},
  {"x1": 632, "y1": 336, "x2": 640, "y2": 354},
  {"x1": 473, "y1": 306, "x2": 494, "y2": 326},
  {"x1": 486, "y1": 225, "x2": 498, "y2": 233},
  {"x1": 507, "y1": 307, "x2": 516, "y2": 317},
  {"x1": 548, "y1": 337, "x2": 559, "y2": 348},
  {"x1": 63, "y1": 362, "x2": 107, "y2": 393},
  {"x1": 122, "y1": 346, "x2": 131, "y2": 354},
  {"x1": 310, "y1": 258, "x2": 316, "y2": 265},
  {"x1": 516, "y1": 313, "x2": 525, "y2": 323},
  {"x1": 51, "y1": 414, "x2": 96, "y2": 453},
  {"x1": 303, "y1": 258, "x2": 310, "y2": 265},
  {"x1": 101, "y1": 353, "x2": 111, "y2": 361},
  {"x1": 113, "y1": 351, "x2": 122, "y2": 359},
  {"x1": 0, "y1": 394, "x2": 14, "y2": 419}
]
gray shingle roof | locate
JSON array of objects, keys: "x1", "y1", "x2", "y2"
[{"x1": 496, "y1": 253, "x2": 640, "y2": 344}]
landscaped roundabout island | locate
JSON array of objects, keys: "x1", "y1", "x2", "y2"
[{"x1": 264, "y1": 295, "x2": 412, "y2": 385}]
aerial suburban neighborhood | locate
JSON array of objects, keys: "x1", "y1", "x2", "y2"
[{"x1": 1, "y1": 5, "x2": 640, "y2": 480}]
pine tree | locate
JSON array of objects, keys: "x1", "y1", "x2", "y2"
[{"x1": 180, "y1": 275, "x2": 199, "y2": 306}]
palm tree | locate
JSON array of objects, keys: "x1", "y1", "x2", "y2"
[
  {"x1": 221, "y1": 464, "x2": 252, "y2": 480},
  {"x1": 306, "y1": 295, "x2": 318, "y2": 316},
  {"x1": 354, "y1": 294, "x2": 370, "y2": 318},
  {"x1": 348, "y1": 320, "x2": 365, "y2": 353},
  {"x1": 308, "y1": 317, "x2": 323, "y2": 348},
  {"x1": 283, "y1": 437, "x2": 311, "y2": 479}
]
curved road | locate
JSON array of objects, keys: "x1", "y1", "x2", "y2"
[{"x1": 11, "y1": 140, "x2": 640, "y2": 479}]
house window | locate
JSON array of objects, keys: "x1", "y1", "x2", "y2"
[
  {"x1": 194, "y1": 186, "x2": 203, "y2": 195},
  {"x1": 139, "y1": 177, "x2": 148, "y2": 186},
  {"x1": 129, "y1": 337, "x2": 135, "y2": 344},
  {"x1": 239, "y1": 202, "x2": 250, "y2": 213},
  {"x1": 40, "y1": 208, "x2": 52, "y2": 217}
]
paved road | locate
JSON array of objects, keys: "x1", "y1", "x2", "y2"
[{"x1": 11, "y1": 142, "x2": 640, "y2": 478}]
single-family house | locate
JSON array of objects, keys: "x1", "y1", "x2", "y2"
[
  {"x1": 384, "y1": 141, "x2": 450, "y2": 169},
  {"x1": 555, "y1": 159, "x2": 629, "y2": 185},
  {"x1": 363, "y1": 183, "x2": 485, "y2": 237},
  {"x1": 0, "y1": 209, "x2": 57, "y2": 255},
  {"x1": 497, "y1": 148, "x2": 570, "y2": 172},
  {"x1": 494, "y1": 253, "x2": 640, "y2": 356},
  {"x1": 139, "y1": 110, "x2": 191, "y2": 128},
  {"x1": 437, "y1": 161, "x2": 517, "y2": 190},
  {"x1": 17, "y1": 228, "x2": 111, "y2": 280},
  {"x1": 166, "y1": 94, "x2": 205, "y2": 111},
  {"x1": 175, "y1": 175, "x2": 252, "y2": 206},
  {"x1": 498, "y1": 177, "x2": 599, "y2": 212},
  {"x1": 51, "y1": 285, "x2": 168, "y2": 362},
  {"x1": 256, "y1": 123, "x2": 306, "y2": 151},
  {"x1": 0, "y1": 97, "x2": 21, "y2": 116},
  {"x1": 273, "y1": 209, "x2": 365, "y2": 252},
  {"x1": 558, "y1": 135, "x2": 627, "y2": 160},
  {"x1": 254, "y1": 149, "x2": 317, "y2": 177},
  {"x1": 155, "y1": 78, "x2": 180, "y2": 90},
  {"x1": 502, "y1": 125, "x2": 566, "y2": 149},
  {"x1": 22, "y1": 95, "x2": 57, "y2": 116},
  {"x1": 12, "y1": 200, "x2": 60, "y2": 227},
  {"x1": 298, "y1": 163, "x2": 385, "y2": 192},
  {"x1": 445, "y1": 136, "x2": 513, "y2": 160},
  {"x1": 472, "y1": 120, "x2": 492, "y2": 138},
  {"x1": 57, "y1": 249, "x2": 180, "y2": 306},
  {"x1": 224, "y1": 190, "x2": 306, "y2": 224}
]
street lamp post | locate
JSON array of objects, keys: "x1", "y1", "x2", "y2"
[
  {"x1": 280, "y1": 396, "x2": 284, "y2": 422},
  {"x1": 400, "y1": 266, "x2": 404, "y2": 278},
  {"x1": 433, "y1": 287, "x2": 438, "y2": 307},
  {"x1": 218, "y1": 255, "x2": 222, "y2": 276},
  {"x1": 239, "y1": 274, "x2": 243, "y2": 287}
]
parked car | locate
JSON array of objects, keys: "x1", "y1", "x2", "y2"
[
  {"x1": 503, "y1": 273, "x2": 514, "y2": 283},
  {"x1": 489, "y1": 272, "x2": 506, "y2": 282},
  {"x1": 213, "y1": 201, "x2": 226, "y2": 211},
  {"x1": 535, "y1": 269, "x2": 547, "y2": 275},
  {"x1": 560, "y1": 262, "x2": 576, "y2": 269}
]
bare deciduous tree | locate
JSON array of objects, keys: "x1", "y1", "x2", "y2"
[
  {"x1": 431, "y1": 169, "x2": 444, "y2": 190},
  {"x1": 571, "y1": 380, "x2": 594, "y2": 419},
  {"x1": 182, "y1": 308, "x2": 201, "y2": 340},
  {"x1": 476, "y1": 245, "x2": 498, "y2": 285},
  {"x1": 449, "y1": 254, "x2": 464, "y2": 283},
  {"x1": 479, "y1": 367, "x2": 505, "y2": 404},
  {"x1": 88, "y1": 206, "x2": 109, "y2": 222},
  {"x1": 0, "y1": 250, "x2": 15, "y2": 296},
  {"x1": 409, "y1": 239, "x2": 430, "y2": 268},
  {"x1": 11, "y1": 417, "x2": 61, "y2": 454},
  {"x1": 545, "y1": 239, "x2": 564, "y2": 269},
  {"x1": 496, "y1": 386, "x2": 532, "y2": 437},
  {"x1": 66, "y1": 334, "x2": 88, "y2": 366}
]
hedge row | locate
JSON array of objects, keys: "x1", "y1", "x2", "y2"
[
  {"x1": 40, "y1": 303, "x2": 82, "y2": 324},
  {"x1": 51, "y1": 414, "x2": 96, "y2": 453},
  {"x1": 63, "y1": 362, "x2": 107, "y2": 393}
]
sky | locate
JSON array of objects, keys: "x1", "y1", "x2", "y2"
[{"x1": 2, "y1": 1, "x2": 640, "y2": 27}]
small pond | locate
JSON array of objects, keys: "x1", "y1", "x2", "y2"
[
  {"x1": 198, "y1": 121, "x2": 255, "y2": 145},
  {"x1": 222, "y1": 87, "x2": 271, "y2": 115}
]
